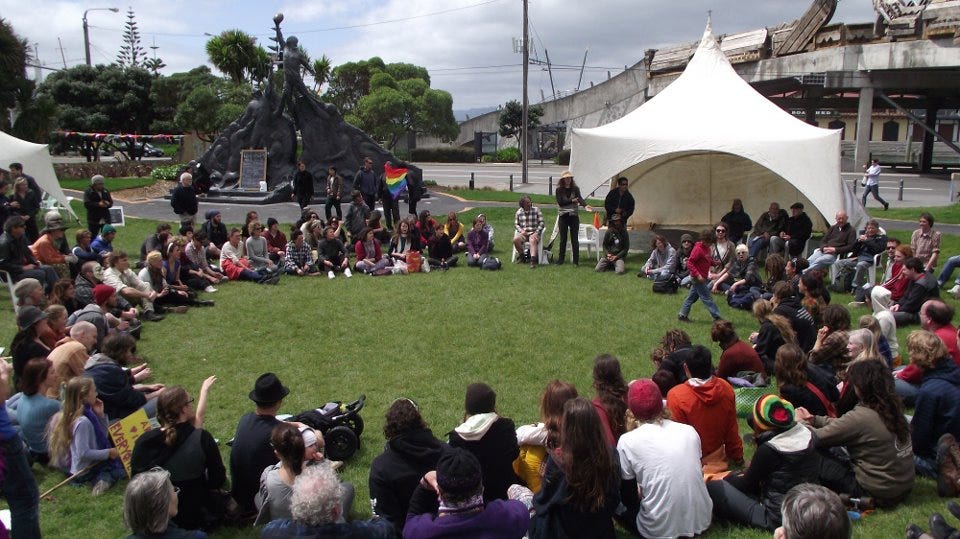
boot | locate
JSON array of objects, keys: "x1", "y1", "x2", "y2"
[
  {"x1": 937, "y1": 434, "x2": 960, "y2": 497},
  {"x1": 930, "y1": 513, "x2": 958, "y2": 539}
]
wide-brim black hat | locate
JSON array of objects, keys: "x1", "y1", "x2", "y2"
[{"x1": 249, "y1": 372, "x2": 290, "y2": 404}]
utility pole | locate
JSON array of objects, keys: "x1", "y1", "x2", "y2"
[
  {"x1": 521, "y1": 0, "x2": 529, "y2": 184},
  {"x1": 83, "y1": 7, "x2": 119, "y2": 66},
  {"x1": 57, "y1": 38, "x2": 67, "y2": 69},
  {"x1": 544, "y1": 48, "x2": 556, "y2": 101}
]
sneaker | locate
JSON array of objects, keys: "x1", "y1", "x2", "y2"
[
  {"x1": 344, "y1": 268, "x2": 353, "y2": 278},
  {"x1": 930, "y1": 513, "x2": 958, "y2": 539},
  {"x1": 883, "y1": 202, "x2": 889, "y2": 211},
  {"x1": 142, "y1": 310, "x2": 165, "y2": 322},
  {"x1": 196, "y1": 300, "x2": 215, "y2": 307},
  {"x1": 949, "y1": 284, "x2": 960, "y2": 297},
  {"x1": 169, "y1": 306, "x2": 189, "y2": 314},
  {"x1": 91, "y1": 479, "x2": 111, "y2": 496},
  {"x1": 677, "y1": 314, "x2": 692, "y2": 323},
  {"x1": 204, "y1": 285, "x2": 217, "y2": 293},
  {"x1": 847, "y1": 301, "x2": 866, "y2": 308},
  {"x1": 328, "y1": 271, "x2": 335, "y2": 280}
]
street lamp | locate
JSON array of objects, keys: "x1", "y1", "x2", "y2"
[{"x1": 83, "y1": 6, "x2": 119, "y2": 66}]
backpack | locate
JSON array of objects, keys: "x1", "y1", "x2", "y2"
[
  {"x1": 727, "y1": 289, "x2": 759, "y2": 310},
  {"x1": 652, "y1": 277, "x2": 679, "y2": 294},
  {"x1": 479, "y1": 255, "x2": 502, "y2": 271}
]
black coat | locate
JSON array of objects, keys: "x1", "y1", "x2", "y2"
[
  {"x1": 528, "y1": 453, "x2": 620, "y2": 539},
  {"x1": 369, "y1": 428, "x2": 445, "y2": 530},
  {"x1": 170, "y1": 184, "x2": 199, "y2": 215},
  {"x1": 82, "y1": 186, "x2": 112, "y2": 225},
  {"x1": 448, "y1": 416, "x2": 521, "y2": 502}
]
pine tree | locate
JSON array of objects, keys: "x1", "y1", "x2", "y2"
[{"x1": 116, "y1": 8, "x2": 144, "y2": 68}]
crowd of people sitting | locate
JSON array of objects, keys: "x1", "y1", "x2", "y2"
[{"x1": 3, "y1": 164, "x2": 960, "y2": 538}]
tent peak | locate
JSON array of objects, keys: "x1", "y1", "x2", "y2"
[{"x1": 698, "y1": 17, "x2": 720, "y2": 53}]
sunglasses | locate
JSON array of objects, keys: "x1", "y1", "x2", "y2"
[{"x1": 715, "y1": 229, "x2": 726, "y2": 233}]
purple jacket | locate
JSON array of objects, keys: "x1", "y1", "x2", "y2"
[{"x1": 467, "y1": 229, "x2": 489, "y2": 257}]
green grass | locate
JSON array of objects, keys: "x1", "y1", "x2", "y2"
[
  {"x1": 440, "y1": 187, "x2": 602, "y2": 206},
  {"x1": 1, "y1": 202, "x2": 959, "y2": 538},
  {"x1": 883, "y1": 205, "x2": 960, "y2": 225},
  {"x1": 58, "y1": 177, "x2": 157, "y2": 192}
]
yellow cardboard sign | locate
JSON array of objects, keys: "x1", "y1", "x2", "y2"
[{"x1": 107, "y1": 409, "x2": 152, "y2": 477}]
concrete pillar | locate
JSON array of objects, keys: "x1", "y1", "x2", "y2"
[
  {"x1": 920, "y1": 103, "x2": 939, "y2": 173},
  {"x1": 854, "y1": 86, "x2": 874, "y2": 169}
]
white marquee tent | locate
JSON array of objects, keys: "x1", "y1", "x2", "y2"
[
  {"x1": 1, "y1": 130, "x2": 78, "y2": 220},
  {"x1": 570, "y1": 23, "x2": 866, "y2": 233}
]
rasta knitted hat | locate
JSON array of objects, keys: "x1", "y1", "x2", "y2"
[
  {"x1": 436, "y1": 447, "x2": 482, "y2": 497},
  {"x1": 627, "y1": 379, "x2": 663, "y2": 420},
  {"x1": 464, "y1": 382, "x2": 496, "y2": 415},
  {"x1": 752, "y1": 394, "x2": 795, "y2": 432}
]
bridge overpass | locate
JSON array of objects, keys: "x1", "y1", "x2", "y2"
[{"x1": 440, "y1": 1, "x2": 960, "y2": 173}]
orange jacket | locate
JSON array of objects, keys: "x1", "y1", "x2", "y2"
[
  {"x1": 30, "y1": 234, "x2": 66, "y2": 264},
  {"x1": 666, "y1": 377, "x2": 743, "y2": 462}
]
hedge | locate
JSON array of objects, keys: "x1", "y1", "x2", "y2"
[{"x1": 410, "y1": 147, "x2": 475, "y2": 163}]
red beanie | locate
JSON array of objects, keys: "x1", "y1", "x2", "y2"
[
  {"x1": 92, "y1": 284, "x2": 115, "y2": 305},
  {"x1": 627, "y1": 379, "x2": 663, "y2": 421}
]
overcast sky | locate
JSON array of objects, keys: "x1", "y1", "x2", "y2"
[{"x1": 3, "y1": 0, "x2": 877, "y2": 111}]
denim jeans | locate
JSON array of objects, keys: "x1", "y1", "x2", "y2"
[
  {"x1": 1, "y1": 436, "x2": 40, "y2": 538},
  {"x1": 862, "y1": 183, "x2": 887, "y2": 207},
  {"x1": 748, "y1": 236, "x2": 769, "y2": 259},
  {"x1": 679, "y1": 279, "x2": 722, "y2": 319},
  {"x1": 937, "y1": 255, "x2": 960, "y2": 287},
  {"x1": 806, "y1": 249, "x2": 837, "y2": 273}
]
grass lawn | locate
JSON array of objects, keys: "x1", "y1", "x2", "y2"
[
  {"x1": 1, "y1": 201, "x2": 959, "y2": 537},
  {"x1": 58, "y1": 177, "x2": 157, "y2": 192},
  {"x1": 883, "y1": 205, "x2": 960, "y2": 225}
]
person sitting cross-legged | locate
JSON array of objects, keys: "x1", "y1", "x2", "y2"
[
  {"x1": 706, "y1": 395, "x2": 820, "y2": 532},
  {"x1": 403, "y1": 447, "x2": 529, "y2": 538},
  {"x1": 595, "y1": 213, "x2": 629, "y2": 274},
  {"x1": 317, "y1": 226, "x2": 351, "y2": 279},
  {"x1": 666, "y1": 344, "x2": 743, "y2": 472},
  {"x1": 102, "y1": 250, "x2": 164, "y2": 322},
  {"x1": 261, "y1": 463, "x2": 389, "y2": 538},
  {"x1": 283, "y1": 230, "x2": 320, "y2": 276}
]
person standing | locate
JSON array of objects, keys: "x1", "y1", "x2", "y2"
[
  {"x1": 555, "y1": 171, "x2": 592, "y2": 266},
  {"x1": 862, "y1": 159, "x2": 889, "y2": 210},
  {"x1": 8, "y1": 162, "x2": 42, "y2": 203},
  {"x1": 603, "y1": 177, "x2": 634, "y2": 225},
  {"x1": 353, "y1": 157, "x2": 378, "y2": 211},
  {"x1": 323, "y1": 166, "x2": 342, "y2": 220},
  {"x1": 678, "y1": 228, "x2": 724, "y2": 323},
  {"x1": 293, "y1": 161, "x2": 314, "y2": 210},
  {"x1": 170, "y1": 173, "x2": 199, "y2": 227},
  {"x1": 83, "y1": 174, "x2": 113, "y2": 237}
]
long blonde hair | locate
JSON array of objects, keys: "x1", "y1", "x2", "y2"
[{"x1": 49, "y1": 376, "x2": 95, "y2": 464}]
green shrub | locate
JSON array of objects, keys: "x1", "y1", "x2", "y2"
[
  {"x1": 556, "y1": 149, "x2": 570, "y2": 165},
  {"x1": 410, "y1": 147, "x2": 475, "y2": 163},
  {"x1": 150, "y1": 163, "x2": 183, "y2": 181},
  {"x1": 480, "y1": 155, "x2": 495, "y2": 163},
  {"x1": 496, "y1": 147, "x2": 521, "y2": 162}
]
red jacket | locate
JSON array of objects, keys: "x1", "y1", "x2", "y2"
[
  {"x1": 354, "y1": 240, "x2": 383, "y2": 262},
  {"x1": 687, "y1": 241, "x2": 712, "y2": 280},
  {"x1": 666, "y1": 376, "x2": 743, "y2": 461}
]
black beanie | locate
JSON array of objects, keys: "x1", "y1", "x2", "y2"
[
  {"x1": 436, "y1": 447, "x2": 482, "y2": 497},
  {"x1": 464, "y1": 383, "x2": 496, "y2": 415}
]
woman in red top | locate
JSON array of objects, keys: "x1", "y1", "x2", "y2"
[
  {"x1": 867, "y1": 243, "x2": 913, "y2": 313},
  {"x1": 678, "y1": 229, "x2": 723, "y2": 322}
]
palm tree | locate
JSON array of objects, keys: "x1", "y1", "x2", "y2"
[
  {"x1": 205, "y1": 29, "x2": 260, "y2": 85},
  {"x1": 312, "y1": 55, "x2": 332, "y2": 92}
]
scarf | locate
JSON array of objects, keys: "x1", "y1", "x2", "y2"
[
  {"x1": 83, "y1": 404, "x2": 123, "y2": 473},
  {"x1": 438, "y1": 493, "x2": 485, "y2": 516}
]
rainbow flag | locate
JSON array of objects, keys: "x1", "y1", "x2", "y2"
[{"x1": 383, "y1": 163, "x2": 408, "y2": 200}]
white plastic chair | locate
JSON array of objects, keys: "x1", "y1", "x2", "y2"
[
  {"x1": 573, "y1": 224, "x2": 602, "y2": 261},
  {"x1": 0, "y1": 270, "x2": 18, "y2": 312},
  {"x1": 510, "y1": 234, "x2": 547, "y2": 264}
]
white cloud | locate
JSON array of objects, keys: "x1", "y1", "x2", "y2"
[{"x1": 4, "y1": 0, "x2": 878, "y2": 108}]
